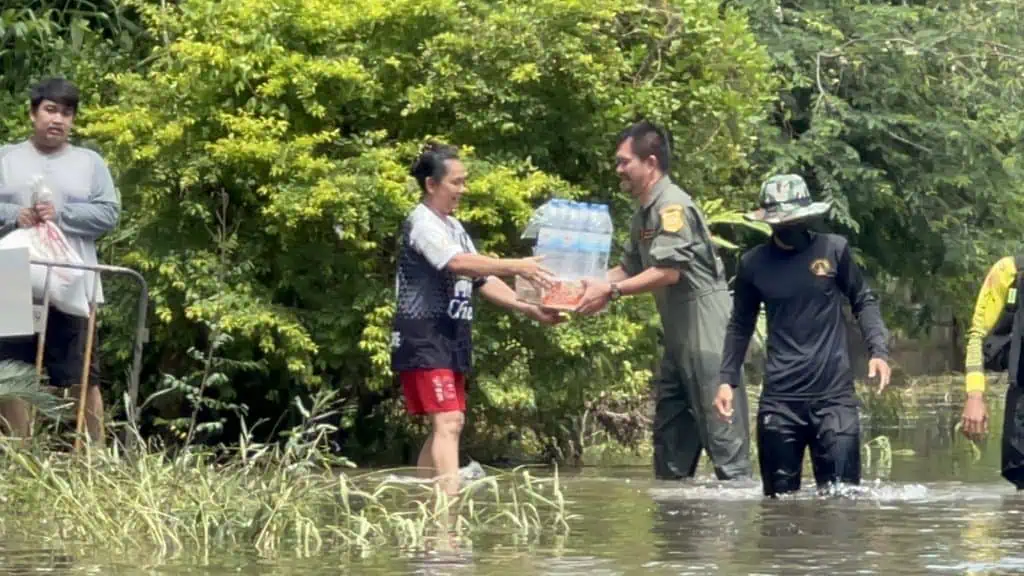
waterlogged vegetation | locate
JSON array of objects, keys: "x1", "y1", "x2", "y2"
[
  {"x1": 0, "y1": 444, "x2": 573, "y2": 558},
  {"x1": 0, "y1": 371, "x2": 1002, "y2": 572},
  {"x1": 0, "y1": 383, "x2": 574, "y2": 560}
]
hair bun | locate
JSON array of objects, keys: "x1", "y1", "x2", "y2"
[
  {"x1": 409, "y1": 141, "x2": 436, "y2": 176},
  {"x1": 409, "y1": 142, "x2": 460, "y2": 193}
]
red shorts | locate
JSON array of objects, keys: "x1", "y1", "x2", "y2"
[{"x1": 399, "y1": 369, "x2": 466, "y2": 415}]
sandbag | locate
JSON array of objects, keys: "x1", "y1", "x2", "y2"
[{"x1": 0, "y1": 222, "x2": 90, "y2": 317}]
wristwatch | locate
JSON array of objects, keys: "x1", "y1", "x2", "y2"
[{"x1": 609, "y1": 283, "x2": 621, "y2": 301}]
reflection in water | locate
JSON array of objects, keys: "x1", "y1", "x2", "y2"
[
  {"x1": 4, "y1": 388, "x2": 1024, "y2": 575},
  {"x1": 402, "y1": 547, "x2": 476, "y2": 576},
  {"x1": 648, "y1": 479, "x2": 759, "y2": 574},
  {"x1": 935, "y1": 492, "x2": 1024, "y2": 574},
  {"x1": 644, "y1": 478, "x2": 1024, "y2": 575},
  {"x1": 0, "y1": 541, "x2": 75, "y2": 575}
]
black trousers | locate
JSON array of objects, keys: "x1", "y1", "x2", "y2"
[
  {"x1": 1002, "y1": 384, "x2": 1024, "y2": 489},
  {"x1": 0, "y1": 306, "x2": 100, "y2": 388},
  {"x1": 756, "y1": 397, "x2": 861, "y2": 497}
]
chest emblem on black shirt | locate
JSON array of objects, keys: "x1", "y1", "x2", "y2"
[{"x1": 809, "y1": 258, "x2": 833, "y2": 277}]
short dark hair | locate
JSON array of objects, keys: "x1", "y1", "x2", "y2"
[
  {"x1": 617, "y1": 120, "x2": 671, "y2": 173},
  {"x1": 410, "y1": 142, "x2": 460, "y2": 193},
  {"x1": 30, "y1": 77, "x2": 80, "y2": 114}
]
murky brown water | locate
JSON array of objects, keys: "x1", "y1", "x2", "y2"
[{"x1": 3, "y1": 386, "x2": 1022, "y2": 575}]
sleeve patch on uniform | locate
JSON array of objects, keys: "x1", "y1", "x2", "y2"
[{"x1": 660, "y1": 204, "x2": 685, "y2": 233}]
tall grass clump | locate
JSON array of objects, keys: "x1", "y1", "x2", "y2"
[{"x1": 0, "y1": 363, "x2": 576, "y2": 561}]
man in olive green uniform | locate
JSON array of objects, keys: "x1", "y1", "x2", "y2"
[{"x1": 577, "y1": 121, "x2": 752, "y2": 480}]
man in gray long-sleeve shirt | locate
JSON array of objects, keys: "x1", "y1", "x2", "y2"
[{"x1": 0, "y1": 78, "x2": 121, "y2": 444}]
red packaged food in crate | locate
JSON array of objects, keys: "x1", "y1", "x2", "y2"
[{"x1": 515, "y1": 276, "x2": 584, "y2": 311}]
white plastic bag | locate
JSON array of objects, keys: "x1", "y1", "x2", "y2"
[{"x1": 0, "y1": 222, "x2": 90, "y2": 318}]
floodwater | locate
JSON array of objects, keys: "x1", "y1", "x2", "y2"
[{"x1": 3, "y1": 385, "x2": 1023, "y2": 575}]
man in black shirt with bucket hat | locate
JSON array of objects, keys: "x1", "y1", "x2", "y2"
[{"x1": 713, "y1": 174, "x2": 891, "y2": 497}]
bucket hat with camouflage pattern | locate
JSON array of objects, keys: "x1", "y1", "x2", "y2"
[{"x1": 744, "y1": 174, "x2": 832, "y2": 225}]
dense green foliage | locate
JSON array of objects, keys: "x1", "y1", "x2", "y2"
[
  {"x1": 2, "y1": 0, "x2": 1021, "y2": 464},
  {"x1": 738, "y1": 0, "x2": 1024, "y2": 337}
]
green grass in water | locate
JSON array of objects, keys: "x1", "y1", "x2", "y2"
[
  {"x1": 0, "y1": 439, "x2": 575, "y2": 560},
  {"x1": 0, "y1": 361, "x2": 575, "y2": 561}
]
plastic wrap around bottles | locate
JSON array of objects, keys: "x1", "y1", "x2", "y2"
[{"x1": 516, "y1": 199, "x2": 613, "y2": 310}]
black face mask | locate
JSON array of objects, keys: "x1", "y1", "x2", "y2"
[{"x1": 773, "y1": 225, "x2": 812, "y2": 251}]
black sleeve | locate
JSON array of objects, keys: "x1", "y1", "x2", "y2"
[
  {"x1": 835, "y1": 239, "x2": 889, "y2": 359},
  {"x1": 718, "y1": 256, "x2": 762, "y2": 388}
]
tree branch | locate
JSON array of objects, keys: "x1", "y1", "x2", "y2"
[{"x1": 885, "y1": 129, "x2": 933, "y2": 154}]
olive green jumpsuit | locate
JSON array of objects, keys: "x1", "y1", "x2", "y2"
[{"x1": 621, "y1": 176, "x2": 752, "y2": 480}]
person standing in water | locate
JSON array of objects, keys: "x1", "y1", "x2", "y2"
[
  {"x1": 390, "y1": 142, "x2": 561, "y2": 497},
  {"x1": 959, "y1": 254, "x2": 1024, "y2": 490},
  {"x1": 576, "y1": 120, "x2": 752, "y2": 481},
  {"x1": 713, "y1": 174, "x2": 891, "y2": 497}
]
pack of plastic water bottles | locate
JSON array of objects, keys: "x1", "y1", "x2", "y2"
[{"x1": 516, "y1": 199, "x2": 614, "y2": 310}]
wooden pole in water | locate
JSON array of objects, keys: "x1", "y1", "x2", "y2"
[{"x1": 73, "y1": 273, "x2": 101, "y2": 452}]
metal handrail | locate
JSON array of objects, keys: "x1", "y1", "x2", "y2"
[{"x1": 27, "y1": 259, "x2": 149, "y2": 447}]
